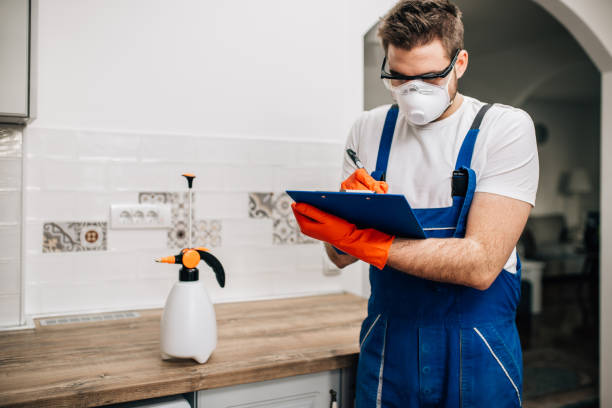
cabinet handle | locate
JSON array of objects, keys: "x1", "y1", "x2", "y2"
[{"x1": 329, "y1": 389, "x2": 338, "y2": 408}]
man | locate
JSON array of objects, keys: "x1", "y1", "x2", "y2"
[{"x1": 291, "y1": 1, "x2": 538, "y2": 407}]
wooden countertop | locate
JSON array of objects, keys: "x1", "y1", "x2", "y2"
[{"x1": 0, "y1": 293, "x2": 367, "y2": 407}]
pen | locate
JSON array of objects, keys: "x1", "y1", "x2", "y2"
[
  {"x1": 346, "y1": 149, "x2": 364, "y2": 169},
  {"x1": 346, "y1": 149, "x2": 386, "y2": 182}
]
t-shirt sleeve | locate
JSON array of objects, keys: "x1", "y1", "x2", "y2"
[
  {"x1": 340, "y1": 116, "x2": 362, "y2": 183},
  {"x1": 475, "y1": 108, "x2": 539, "y2": 206}
]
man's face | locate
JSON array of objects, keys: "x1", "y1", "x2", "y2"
[{"x1": 386, "y1": 38, "x2": 468, "y2": 100}]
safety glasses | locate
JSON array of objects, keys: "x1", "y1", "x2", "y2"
[{"x1": 380, "y1": 49, "x2": 461, "y2": 84}]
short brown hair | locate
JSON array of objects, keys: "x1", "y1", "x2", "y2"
[{"x1": 378, "y1": 0, "x2": 464, "y2": 58}]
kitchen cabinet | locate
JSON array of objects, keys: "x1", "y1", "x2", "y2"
[
  {"x1": 197, "y1": 370, "x2": 345, "y2": 408},
  {"x1": 0, "y1": 0, "x2": 37, "y2": 123}
]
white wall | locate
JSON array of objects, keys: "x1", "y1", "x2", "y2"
[
  {"x1": 522, "y1": 99, "x2": 600, "y2": 220},
  {"x1": 34, "y1": 0, "x2": 351, "y2": 140},
  {"x1": 14, "y1": 0, "x2": 374, "y2": 322}
]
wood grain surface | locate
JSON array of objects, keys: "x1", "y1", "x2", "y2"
[{"x1": 0, "y1": 293, "x2": 367, "y2": 407}]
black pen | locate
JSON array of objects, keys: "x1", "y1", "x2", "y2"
[
  {"x1": 346, "y1": 149, "x2": 386, "y2": 182},
  {"x1": 346, "y1": 149, "x2": 364, "y2": 169}
]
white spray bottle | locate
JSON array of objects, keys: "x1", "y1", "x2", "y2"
[{"x1": 155, "y1": 174, "x2": 226, "y2": 364}]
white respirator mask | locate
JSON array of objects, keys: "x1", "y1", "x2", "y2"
[{"x1": 384, "y1": 73, "x2": 453, "y2": 126}]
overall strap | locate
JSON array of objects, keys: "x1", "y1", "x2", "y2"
[
  {"x1": 454, "y1": 103, "x2": 493, "y2": 170},
  {"x1": 371, "y1": 104, "x2": 399, "y2": 181},
  {"x1": 452, "y1": 103, "x2": 493, "y2": 238}
]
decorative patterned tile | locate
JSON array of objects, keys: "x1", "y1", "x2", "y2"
[
  {"x1": 140, "y1": 191, "x2": 221, "y2": 249},
  {"x1": 42, "y1": 222, "x2": 107, "y2": 253},
  {"x1": 249, "y1": 192, "x2": 315, "y2": 245},
  {"x1": 193, "y1": 219, "x2": 222, "y2": 248},
  {"x1": 248, "y1": 192, "x2": 275, "y2": 218}
]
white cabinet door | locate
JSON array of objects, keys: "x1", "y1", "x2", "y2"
[
  {"x1": 0, "y1": 0, "x2": 30, "y2": 117},
  {"x1": 198, "y1": 371, "x2": 340, "y2": 408}
]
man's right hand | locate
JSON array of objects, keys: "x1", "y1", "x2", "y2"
[{"x1": 341, "y1": 168, "x2": 388, "y2": 193}]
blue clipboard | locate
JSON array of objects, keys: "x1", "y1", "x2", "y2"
[{"x1": 286, "y1": 190, "x2": 426, "y2": 239}]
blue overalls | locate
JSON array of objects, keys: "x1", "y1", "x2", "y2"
[{"x1": 356, "y1": 104, "x2": 523, "y2": 408}]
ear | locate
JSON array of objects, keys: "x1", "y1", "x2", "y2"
[{"x1": 455, "y1": 50, "x2": 469, "y2": 79}]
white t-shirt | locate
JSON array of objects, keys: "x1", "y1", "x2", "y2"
[{"x1": 341, "y1": 95, "x2": 539, "y2": 274}]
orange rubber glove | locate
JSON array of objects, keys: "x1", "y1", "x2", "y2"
[
  {"x1": 341, "y1": 168, "x2": 388, "y2": 193},
  {"x1": 291, "y1": 202, "x2": 394, "y2": 270}
]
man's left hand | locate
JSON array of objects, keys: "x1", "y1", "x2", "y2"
[{"x1": 291, "y1": 202, "x2": 394, "y2": 270}]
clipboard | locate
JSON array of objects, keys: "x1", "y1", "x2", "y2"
[{"x1": 286, "y1": 190, "x2": 426, "y2": 239}]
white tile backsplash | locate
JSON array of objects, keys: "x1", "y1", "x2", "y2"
[
  {"x1": 107, "y1": 229, "x2": 167, "y2": 251},
  {"x1": 194, "y1": 137, "x2": 251, "y2": 165},
  {"x1": 21, "y1": 127, "x2": 357, "y2": 318},
  {"x1": 0, "y1": 258, "x2": 20, "y2": 294},
  {"x1": 42, "y1": 159, "x2": 109, "y2": 191},
  {"x1": 0, "y1": 225, "x2": 20, "y2": 259},
  {"x1": 222, "y1": 218, "x2": 273, "y2": 247},
  {"x1": 27, "y1": 127, "x2": 79, "y2": 160},
  {"x1": 78, "y1": 130, "x2": 141, "y2": 162},
  {"x1": 194, "y1": 192, "x2": 248, "y2": 219},
  {"x1": 0, "y1": 191, "x2": 21, "y2": 224},
  {"x1": 140, "y1": 134, "x2": 198, "y2": 163},
  {"x1": 0, "y1": 158, "x2": 22, "y2": 189},
  {"x1": 0, "y1": 294, "x2": 20, "y2": 326}
]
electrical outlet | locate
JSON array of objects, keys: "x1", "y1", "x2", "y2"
[{"x1": 110, "y1": 204, "x2": 171, "y2": 229}]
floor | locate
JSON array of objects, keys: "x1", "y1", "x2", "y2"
[{"x1": 521, "y1": 276, "x2": 599, "y2": 408}]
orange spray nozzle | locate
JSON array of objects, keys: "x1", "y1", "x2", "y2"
[
  {"x1": 155, "y1": 247, "x2": 225, "y2": 288},
  {"x1": 156, "y1": 255, "x2": 177, "y2": 264}
]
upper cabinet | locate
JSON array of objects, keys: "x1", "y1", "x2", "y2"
[{"x1": 0, "y1": 0, "x2": 36, "y2": 124}]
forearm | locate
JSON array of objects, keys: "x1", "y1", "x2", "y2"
[
  {"x1": 324, "y1": 242, "x2": 359, "y2": 269},
  {"x1": 386, "y1": 237, "x2": 502, "y2": 290}
]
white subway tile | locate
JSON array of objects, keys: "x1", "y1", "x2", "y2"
[
  {"x1": 26, "y1": 253, "x2": 77, "y2": 284},
  {"x1": 34, "y1": 279, "x2": 160, "y2": 315},
  {"x1": 0, "y1": 225, "x2": 20, "y2": 259},
  {"x1": 0, "y1": 158, "x2": 22, "y2": 190},
  {"x1": 247, "y1": 140, "x2": 297, "y2": 166},
  {"x1": 107, "y1": 229, "x2": 167, "y2": 251},
  {"x1": 296, "y1": 142, "x2": 344, "y2": 167},
  {"x1": 0, "y1": 191, "x2": 21, "y2": 223},
  {"x1": 224, "y1": 165, "x2": 278, "y2": 192},
  {"x1": 140, "y1": 134, "x2": 197, "y2": 163},
  {"x1": 278, "y1": 166, "x2": 340, "y2": 191},
  {"x1": 295, "y1": 243, "x2": 326, "y2": 272},
  {"x1": 37, "y1": 282, "x2": 98, "y2": 314},
  {"x1": 0, "y1": 294, "x2": 20, "y2": 326},
  {"x1": 24, "y1": 156, "x2": 43, "y2": 190},
  {"x1": 135, "y1": 248, "x2": 177, "y2": 280},
  {"x1": 109, "y1": 162, "x2": 199, "y2": 191},
  {"x1": 222, "y1": 219, "x2": 273, "y2": 247},
  {"x1": 78, "y1": 130, "x2": 141, "y2": 162},
  {"x1": 194, "y1": 192, "x2": 248, "y2": 219},
  {"x1": 24, "y1": 192, "x2": 116, "y2": 222},
  {"x1": 38, "y1": 128, "x2": 79, "y2": 160},
  {"x1": 24, "y1": 283, "x2": 42, "y2": 315},
  {"x1": 212, "y1": 273, "x2": 276, "y2": 302},
  {"x1": 0, "y1": 258, "x2": 20, "y2": 294},
  {"x1": 42, "y1": 159, "x2": 109, "y2": 191},
  {"x1": 187, "y1": 164, "x2": 226, "y2": 192},
  {"x1": 24, "y1": 221, "x2": 42, "y2": 255},
  {"x1": 23, "y1": 127, "x2": 44, "y2": 158},
  {"x1": 194, "y1": 137, "x2": 250, "y2": 165}
]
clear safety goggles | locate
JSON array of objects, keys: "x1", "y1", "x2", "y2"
[{"x1": 381, "y1": 49, "x2": 460, "y2": 89}]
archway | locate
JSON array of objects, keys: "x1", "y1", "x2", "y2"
[{"x1": 360, "y1": 0, "x2": 612, "y2": 404}]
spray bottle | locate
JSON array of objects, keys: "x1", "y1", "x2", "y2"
[{"x1": 155, "y1": 173, "x2": 226, "y2": 364}]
